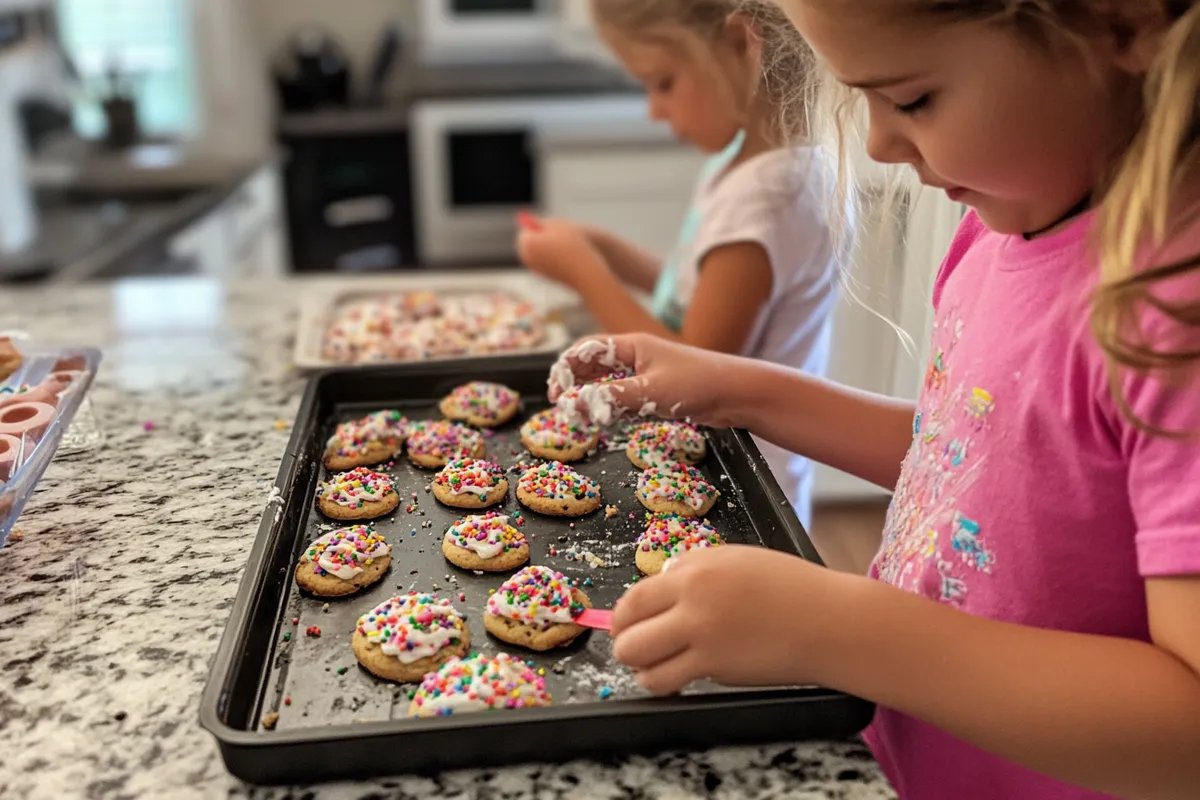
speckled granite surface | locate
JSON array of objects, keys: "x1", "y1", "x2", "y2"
[{"x1": 0, "y1": 278, "x2": 895, "y2": 800}]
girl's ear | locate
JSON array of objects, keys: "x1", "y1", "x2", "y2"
[{"x1": 723, "y1": 12, "x2": 764, "y2": 71}]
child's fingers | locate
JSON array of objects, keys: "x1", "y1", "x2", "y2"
[
  {"x1": 547, "y1": 336, "x2": 637, "y2": 397},
  {"x1": 632, "y1": 649, "x2": 703, "y2": 696},
  {"x1": 611, "y1": 608, "x2": 691, "y2": 670},
  {"x1": 611, "y1": 573, "x2": 679, "y2": 636}
]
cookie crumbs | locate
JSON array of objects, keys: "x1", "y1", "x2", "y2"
[
  {"x1": 113, "y1": 710, "x2": 127, "y2": 722},
  {"x1": 261, "y1": 712, "x2": 280, "y2": 730},
  {"x1": 274, "y1": 420, "x2": 290, "y2": 430},
  {"x1": 605, "y1": 506, "x2": 619, "y2": 519},
  {"x1": 552, "y1": 663, "x2": 566, "y2": 675},
  {"x1": 322, "y1": 603, "x2": 330, "y2": 613}
]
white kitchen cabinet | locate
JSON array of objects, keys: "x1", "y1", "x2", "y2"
[{"x1": 169, "y1": 161, "x2": 288, "y2": 278}]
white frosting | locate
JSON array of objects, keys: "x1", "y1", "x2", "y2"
[
  {"x1": 357, "y1": 594, "x2": 466, "y2": 664},
  {"x1": 520, "y1": 409, "x2": 598, "y2": 448},
  {"x1": 307, "y1": 526, "x2": 391, "y2": 579},
  {"x1": 447, "y1": 514, "x2": 521, "y2": 559}
]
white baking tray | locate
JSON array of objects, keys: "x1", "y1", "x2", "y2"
[{"x1": 292, "y1": 271, "x2": 579, "y2": 371}]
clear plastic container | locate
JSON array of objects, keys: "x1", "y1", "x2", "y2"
[{"x1": 0, "y1": 344, "x2": 102, "y2": 544}]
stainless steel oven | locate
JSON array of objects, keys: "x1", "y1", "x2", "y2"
[{"x1": 410, "y1": 94, "x2": 646, "y2": 265}]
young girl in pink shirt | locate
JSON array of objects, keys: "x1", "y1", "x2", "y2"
[{"x1": 553, "y1": 2, "x2": 1200, "y2": 798}]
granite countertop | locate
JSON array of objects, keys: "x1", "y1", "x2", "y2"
[{"x1": 0, "y1": 278, "x2": 895, "y2": 800}]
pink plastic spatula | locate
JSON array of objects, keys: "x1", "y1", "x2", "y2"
[{"x1": 575, "y1": 609, "x2": 613, "y2": 632}]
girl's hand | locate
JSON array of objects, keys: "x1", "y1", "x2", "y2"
[
  {"x1": 515, "y1": 214, "x2": 603, "y2": 289},
  {"x1": 611, "y1": 545, "x2": 840, "y2": 694},
  {"x1": 548, "y1": 334, "x2": 748, "y2": 428}
]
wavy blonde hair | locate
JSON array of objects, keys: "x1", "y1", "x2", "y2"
[
  {"x1": 589, "y1": 0, "x2": 814, "y2": 146},
  {"x1": 786, "y1": 0, "x2": 1200, "y2": 434}
]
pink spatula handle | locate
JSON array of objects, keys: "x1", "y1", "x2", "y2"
[{"x1": 576, "y1": 609, "x2": 613, "y2": 632}]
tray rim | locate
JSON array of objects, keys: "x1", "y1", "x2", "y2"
[
  {"x1": 291, "y1": 272, "x2": 579, "y2": 371},
  {"x1": 200, "y1": 355, "x2": 870, "y2": 765}
]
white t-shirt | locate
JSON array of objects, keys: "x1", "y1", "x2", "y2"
[{"x1": 653, "y1": 143, "x2": 849, "y2": 529}]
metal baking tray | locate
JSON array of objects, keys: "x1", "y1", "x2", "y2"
[
  {"x1": 292, "y1": 272, "x2": 576, "y2": 371},
  {"x1": 201, "y1": 355, "x2": 874, "y2": 785}
]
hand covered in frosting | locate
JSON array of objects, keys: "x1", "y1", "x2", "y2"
[
  {"x1": 611, "y1": 545, "x2": 841, "y2": 694},
  {"x1": 516, "y1": 214, "x2": 606, "y2": 289},
  {"x1": 548, "y1": 334, "x2": 747, "y2": 428}
]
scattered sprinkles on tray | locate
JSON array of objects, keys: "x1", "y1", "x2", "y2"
[
  {"x1": 357, "y1": 593, "x2": 467, "y2": 664},
  {"x1": 303, "y1": 525, "x2": 391, "y2": 578},
  {"x1": 486, "y1": 565, "x2": 585, "y2": 629},
  {"x1": 317, "y1": 467, "x2": 397, "y2": 509},
  {"x1": 409, "y1": 653, "x2": 551, "y2": 716}
]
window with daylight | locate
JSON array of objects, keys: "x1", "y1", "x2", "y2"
[{"x1": 56, "y1": 0, "x2": 196, "y2": 138}]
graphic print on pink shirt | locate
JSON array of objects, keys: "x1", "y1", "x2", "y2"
[{"x1": 873, "y1": 308, "x2": 998, "y2": 608}]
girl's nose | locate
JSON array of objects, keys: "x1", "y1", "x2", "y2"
[{"x1": 866, "y1": 115, "x2": 918, "y2": 167}]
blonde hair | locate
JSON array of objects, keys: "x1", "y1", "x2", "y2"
[
  {"x1": 786, "y1": 1, "x2": 1200, "y2": 435},
  {"x1": 589, "y1": 0, "x2": 814, "y2": 145}
]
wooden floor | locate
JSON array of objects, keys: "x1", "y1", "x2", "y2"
[{"x1": 809, "y1": 500, "x2": 891, "y2": 575}]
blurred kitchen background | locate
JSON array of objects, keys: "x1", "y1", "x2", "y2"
[{"x1": 0, "y1": 0, "x2": 963, "y2": 516}]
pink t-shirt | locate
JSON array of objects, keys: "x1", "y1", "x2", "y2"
[{"x1": 863, "y1": 210, "x2": 1200, "y2": 799}]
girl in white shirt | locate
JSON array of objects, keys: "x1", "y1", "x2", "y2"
[{"x1": 517, "y1": 0, "x2": 852, "y2": 528}]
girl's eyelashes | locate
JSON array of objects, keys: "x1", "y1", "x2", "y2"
[
  {"x1": 653, "y1": 76, "x2": 675, "y2": 94},
  {"x1": 894, "y1": 93, "x2": 933, "y2": 115}
]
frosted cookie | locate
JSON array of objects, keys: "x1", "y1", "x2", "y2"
[
  {"x1": 483, "y1": 566, "x2": 591, "y2": 651},
  {"x1": 295, "y1": 525, "x2": 391, "y2": 597},
  {"x1": 519, "y1": 408, "x2": 600, "y2": 462},
  {"x1": 316, "y1": 467, "x2": 399, "y2": 520},
  {"x1": 626, "y1": 421, "x2": 707, "y2": 469},
  {"x1": 323, "y1": 410, "x2": 408, "y2": 471},
  {"x1": 637, "y1": 464, "x2": 720, "y2": 517},
  {"x1": 636, "y1": 514, "x2": 724, "y2": 576},
  {"x1": 353, "y1": 593, "x2": 471, "y2": 683},
  {"x1": 406, "y1": 420, "x2": 485, "y2": 469},
  {"x1": 432, "y1": 458, "x2": 509, "y2": 509},
  {"x1": 439, "y1": 381, "x2": 521, "y2": 428},
  {"x1": 442, "y1": 512, "x2": 530, "y2": 572},
  {"x1": 408, "y1": 652, "x2": 551, "y2": 717},
  {"x1": 516, "y1": 462, "x2": 601, "y2": 517}
]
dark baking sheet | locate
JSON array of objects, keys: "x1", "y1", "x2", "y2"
[{"x1": 201, "y1": 355, "x2": 873, "y2": 785}]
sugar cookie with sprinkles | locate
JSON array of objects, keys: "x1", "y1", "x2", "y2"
[
  {"x1": 316, "y1": 467, "x2": 399, "y2": 520},
  {"x1": 438, "y1": 381, "x2": 521, "y2": 428},
  {"x1": 406, "y1": 420, "x2": 485, "y2": 469},
  {"x1": 483, "y1": 565, "x2": 591, "y2": 651},
  {"x1": 295, "y1": 524, "x2": 392, "y2": 597},
  {"x1": 636, "y1": 513, "x2": 724, "y2": 576},
  {"x1": 636, "y1": 463, "x2": 720, "y2": 517},
  {"x1": 352, "y1": 593, "x2": 471, "y2": 683},
  {"x1": 516, "y1": 461, "x2": 601, "y2": 517},
  {"x1": 441, "y1": 512, "x2": 530, "y2": 572},
  {"x1": 519, "y1": 408, "x2": 600, "y2": 462},
  {"x1": 432, "y1": 458, "x2": 508, "y2": 509},
  {"x1": 323, "y1": 410, "x2": 408, "y2": 471},
  {"x1": 626, "y1": 421, "x2": 707, "y2": 469},
  {"x1": 408, "y1": 652, "x2": 551, "y2": 717}
]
